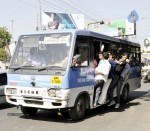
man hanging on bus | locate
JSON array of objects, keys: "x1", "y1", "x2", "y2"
[
  {"x1": 107, "y1": 52, "x2": 130, "y2": 108},
  {"x1": 93, "y1": 52, "x2": 111, "y2": 107},
  {"x1": 97, "y1": 52, "x2": 116, "y2": 105}
]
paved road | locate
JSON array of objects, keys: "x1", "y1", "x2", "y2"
[{"x1": 1, "y1": 81, "x2": 150, "y2": 131}]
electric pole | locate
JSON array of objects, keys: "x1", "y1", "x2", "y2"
[
  {"x1": 11, "y1": 20, "x2": 14, "y2": 42},
  {"x1": 39, "y1": 0, "x2": 42, "y2": 31}
]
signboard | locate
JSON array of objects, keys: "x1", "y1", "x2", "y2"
[
  {"x1": 90, "y1": 19, "x2": 135, "y2": 36},
  {"x1": 127, "y1": 10, "x2": 139, "y2": 23},
  {"x1": 144, "y1": 38, "x2": 150, "y2": 52},
  {"x1": 41, "y1": 12, "x2": 84, "y2": 30}
]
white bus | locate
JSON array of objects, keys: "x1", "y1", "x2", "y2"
[{"x1": 5, "y1": 29, "x2": 141, "y2": 120}]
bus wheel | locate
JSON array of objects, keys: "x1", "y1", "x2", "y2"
[
  {"x1": 21, "y1": 106, "x2": 38, "y2": 116},
  {"x1": 121, "y1": 86, "x2": 129, "y2": 103},
  {"x1": 69, "y1": 96, "x2": 86, "y2": 121}
]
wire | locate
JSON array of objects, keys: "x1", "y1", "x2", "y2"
[
  {"x1": 53, "y1": 0, "x2": 97, "y2": 21},
  {"x1": 16, "y1": 0, "x2": 107, "y2": 25},
  {"x1": 69, "y1": 0, "x2": 106, "y2": 20},
  {"x1": 43, "y1": 0, "x2": 97, "y2": 21},
  {"x1": 17, "y1": 0, "x2": 39, "y2": 10}
]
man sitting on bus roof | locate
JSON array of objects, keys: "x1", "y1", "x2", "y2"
[{"x1": 93, "y1": 52, "x2": 111, "y2": 107}]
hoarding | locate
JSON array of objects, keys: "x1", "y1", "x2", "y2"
[
  {"x1": 90, "y1": 19, "x2": 135, "y2": 37},
  {"x1": 144, "y1": 38, "x2": 150, "y2": 52},
  {"x1": 41, "y1": 12, "x2": 84, "y2": 30}
]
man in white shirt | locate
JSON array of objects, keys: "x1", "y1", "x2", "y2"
[{"x1": 93, "y1": 52, "x2": 111, "y2": 107}]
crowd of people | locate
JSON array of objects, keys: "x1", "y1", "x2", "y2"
[
  {"x1": 94, "y1": 51, "x2": 130, "y2": 109},
  {"x1": 72, "y1": 50, "x2": 131, "y2": 109},
  {"x1": 93, "y1": 52, "x2": 130, "y2": 108}
]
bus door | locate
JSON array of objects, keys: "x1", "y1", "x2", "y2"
[
  {"x1": 68, "y1": 36, "x2": 94, "y2": 106},
  {"x1": 128, "y1": 46, "x2": 141, "y2": 90}
]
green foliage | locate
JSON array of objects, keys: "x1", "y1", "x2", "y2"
[
  {"x1": 0, "y1": 48, "x2": 7, "y2": 62},
  {"x1": 0, "y1": 27, "x2": 12, "y2": 62}
]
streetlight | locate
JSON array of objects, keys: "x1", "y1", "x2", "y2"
[{"x1": 10, "y1": 20, "x2": 14, "y2": 42}]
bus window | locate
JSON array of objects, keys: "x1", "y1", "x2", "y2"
[
  {"x1": 129, "y1": 46, "x2": 136, "y2": 66},
  {"x1": 135, "y1": 47, "x2": 141, "y2": 65},
  {"x1": 73, "y1": 46, "x2": 89, "y2": 66},
  {"x1": 72, "y1": 36, "x2": 90, "y2": 67},
  {"x1": 129, "y1": 53, "x2": 135, "y2": 65}
]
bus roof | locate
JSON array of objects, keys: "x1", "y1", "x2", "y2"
[{"x1": 20, "y1": 29, "x2": 140, "y2": 47}]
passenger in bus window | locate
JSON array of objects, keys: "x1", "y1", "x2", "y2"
[
  {"x1": 94, "y1": 54, "x2": 99, "y2": 68},
  {"x1": 93, "y1": 52, "x2": 111, "y2": 107},
  {"x1": 94, "y1": 59, "x2": 98, "y2": 68},
  {"x1": 72, "y1": 57, "x2": 77, "y2": 66},
  {"x1": 72, "y1": 54, "x2": 81, "y2": 66},
  {"x1": 97, "y1": 52, "x2": 116, "y2": 105},
  {"x1": 80, "y1": 48, "x2": 88, "y2": 66},
  {"x1": 107, "y1": 52, "x2": 129, "y2": 108},
  {"x1": 116, "y1": 49, "x2": 122, "y2": 60}
]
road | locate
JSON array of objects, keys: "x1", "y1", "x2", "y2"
[{"x1": 0, "y1": 81, "x2": 150, "y2": 131}]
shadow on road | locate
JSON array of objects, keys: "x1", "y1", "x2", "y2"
[
  {"x1": 129, "y1": 90, "x2": 149, "y2": 101},
  {"x1": 19, "y1": 110, "x2": 75, "y2": 123},
  {"x1": 0, "y1": 103, "x2": 15, "y2": 110},
  {"x1": 18, "y1": 89, "x2": 150, "y2": 123}
]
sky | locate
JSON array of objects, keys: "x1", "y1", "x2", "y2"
[{"x1": 1, "y1": 0, "x2": 150, "y2": 48}]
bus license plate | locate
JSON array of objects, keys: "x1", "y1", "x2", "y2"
[{"x1": 51, "y1": 76, "x2": 62, "y2": 84}]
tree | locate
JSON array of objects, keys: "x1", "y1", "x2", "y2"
[{"x1": 0, "y1": 27, "x2": 12, "y2": 63}]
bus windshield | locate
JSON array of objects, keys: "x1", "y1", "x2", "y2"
[{"x1": 10, "y1": 33, "x2": 72, "y2": 70}]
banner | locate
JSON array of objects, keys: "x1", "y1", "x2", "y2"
[
  {"x1": 91, "y1": 19, "x2": 135, "y2": 36},
  {"x1": 41, "y1": 12, "x2": 84, "y2": 30},
  {"x1": 144, "y1": 38, "x2": 150, "y2": 52}
]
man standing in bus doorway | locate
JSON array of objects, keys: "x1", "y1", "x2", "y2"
[
  {"x1": 107, "y1": 52, "x2": 129, "y2": 108},
  {"x1": 93, "y1": 52, "x2": 111, "y2": 107}
]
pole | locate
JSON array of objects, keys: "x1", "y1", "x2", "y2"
[
  {"x1": 39, "y1": 0, "x2": 42, "y2": 31},
  {"x1": 11, "y1": 20, "x2": 14, "y2": 42},
  {"x1": 86, "y1": 21, "x2": 104, "y2": 30}
]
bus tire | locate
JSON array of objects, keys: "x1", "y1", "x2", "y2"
[
  {"x1": 121, "y1": 86, "x2": 129, "y2": 103},
  {"x1": 21, "y1": 106, "x2": 38, "y2": 116},
  {"x1": 69, "y1": 96, "x2": 86, "y2": 121}
]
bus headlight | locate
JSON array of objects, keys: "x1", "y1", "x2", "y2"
[
  {"x1": 48, "y1": 89, "x2": 62, "y2": 98},
  {"x1": 6, "y1": 88, "x2": 17, "y2": 94},
  {"x1": 48, "y1": 89, "x2": 56, "y2": 97},
  {"x1": 56, "y1": 90, "x2": 62, "y2": 98}
]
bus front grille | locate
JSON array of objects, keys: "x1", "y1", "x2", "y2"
[{"x1": 24, "y1": 100, "x2": 43, "y2": 105}]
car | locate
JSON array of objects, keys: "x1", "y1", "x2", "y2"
[{"x1": 0, "y1": 70, "x2": 7, "y2": 104}]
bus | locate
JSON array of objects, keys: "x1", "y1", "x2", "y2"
[{"x1": 5, "y1": 29, "x2": 141, "y2": 120}]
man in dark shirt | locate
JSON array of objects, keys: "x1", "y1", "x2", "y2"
[
  {"x1": 114, "y1": 62, "x2": 130, "y2": 108},
  {"x1": 107, "y1": 52, "x2": 129, "y2": 107}
]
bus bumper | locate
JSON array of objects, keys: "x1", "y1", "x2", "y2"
[{"x1": 5, "y1": 86, "x2": 70, "y2": 109}]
